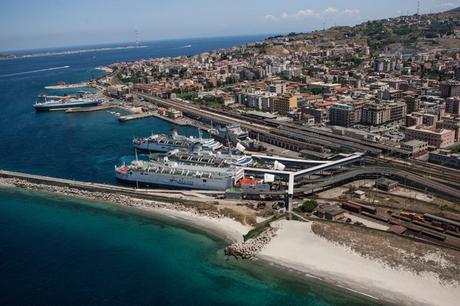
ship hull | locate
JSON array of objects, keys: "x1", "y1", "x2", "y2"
[
  {"x1": 133, "y1": 142, "x2": 192, "y2": 153},
  {"x1": 33, "y1": 101, "x2": 100, "y2": 111},
  {"x1": 115, "y1": 171, "x2": 233, "y2": 191},
  {"x1": 134, "y1": 139, "x2": 222, "y2": 153}
]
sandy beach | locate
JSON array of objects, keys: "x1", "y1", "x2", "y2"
[
  {"x1": 259, "y1": 220, "x2": 460, "y2": 306},
  {"x1": 129, "y1": 200, "x2": 252, "y2": 243}
]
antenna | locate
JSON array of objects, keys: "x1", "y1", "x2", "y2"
[
  {"x1": 135, "y1": 29, "x2": 140, "y2": 47},
  {"x1": 417, "y1": 0, "x2": 420, "y2": 15}
]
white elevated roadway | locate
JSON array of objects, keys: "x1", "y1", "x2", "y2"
[{"x1": 243, "y1": 152, "x2": 366, "y2": 211}]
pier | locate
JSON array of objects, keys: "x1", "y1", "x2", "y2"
[
  {"x1": 0, "y1": 169, "x2": 224, "y2": 204},
  {"x1": 118, "y1": 112, "x2": 158, "y2": 122},
  {"x1": 45, "y1": 82, "x2": 90, "y2": 90},
  {"x1": 65, "y1": 104, "x2": 117, "y2": 113}
]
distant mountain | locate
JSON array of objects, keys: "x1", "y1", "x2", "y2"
[{"x1": 447, "y1": 7, "x2": 460, "y2": 13}]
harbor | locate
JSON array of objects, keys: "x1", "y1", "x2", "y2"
[{"x1": 3, "y1": 10, "x2": 460, "y2": 304}]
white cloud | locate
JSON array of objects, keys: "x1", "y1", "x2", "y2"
[
  {"x1": 438, "y1": 2, "x2": 458, "y2": 8},
  {"x1": 341, "y1": 9, "x2": 361, "y2": 17},
  {"x1": 263, "y1": 7, "x2": 360, "y2": 21},
  {"x1": 323, "y1": 7, "x2": 338, "y2": 15},
  {"x1": 296, "y1": 9, "x2": 316, "y2": 17},
  {"x1": 264, "y1": 14, "x2": 277, "y2": 21}
]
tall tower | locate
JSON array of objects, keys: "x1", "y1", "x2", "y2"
[
  {"x1": 417, "y1": 0, "x2": 420, "y2": 15},
  {"x1": 134, "y1": 29, "x2": 140, "y2": 47}
]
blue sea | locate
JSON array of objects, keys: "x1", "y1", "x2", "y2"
[{"x1": 0, "y1": 36, "x2": 380, "y2": 305}]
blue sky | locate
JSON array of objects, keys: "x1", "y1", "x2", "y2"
[{"x1": 0, "y1": 0, "x2": 458, "y2": 51}]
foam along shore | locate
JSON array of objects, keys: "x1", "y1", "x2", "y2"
[
  {"x1": 0, "y1": 177, "x2": 251, "y2": 243},
  {"x1": 259, "y1": 220, "x2": 460, "y2": 306}
]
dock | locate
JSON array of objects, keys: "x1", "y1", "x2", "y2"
[
  {"x1": 118, "y1": 112, "x2": 157, "y2": 122},
  {"x1": 149, "y1": 113, "x2": 188, "y2": 125},
  {"x1": 65, "y1": 104, "x2": 116, "y2": 113}
]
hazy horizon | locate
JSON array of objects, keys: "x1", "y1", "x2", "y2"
[
  {"x1": 0, "y1": 33, "x2": 273, "y2": 53},
  {"x1": 0, "y1": 0, "x2": 458, "y2": 52}
]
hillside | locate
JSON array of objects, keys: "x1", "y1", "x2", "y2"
[{"x1": 263, "y1": 9, "x2": 460, "y2": 55}]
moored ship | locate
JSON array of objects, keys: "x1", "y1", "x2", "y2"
[
  {"x1": 33, "y1": 97, "x2": 100, "y2": 111},
  {"x1": 162, "y1": 145, "x2": 254, "y2": 167},
  {"x1": 133, "y1": 129, "x2": 222, "y2": 152},
  {"x1": 115, "y1": 159, "x2": 244, "y2": 190}
]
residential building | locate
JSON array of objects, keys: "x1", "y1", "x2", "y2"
[
  {"x1": 329, "y1": 103, "x2": 357, "y2": 127},
  {"x1": 440, "y1": 81, "x2": 460, "y2": 98},
  {"x1": 361, "y1": 103, "x2": 391, "y2": 125},
  {"x1": 445, "y1": 97, "x2": 460, "y2": 115},
  {"x1": 272, "y1": 95, "x2": 298, "y2": 115},
  {"x1": 405, "y1": 126, "x2": 456, "y2": 148}
]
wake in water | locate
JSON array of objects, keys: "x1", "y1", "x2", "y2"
[{"x1": 0, "y1": 65, "x2": 70, "y2": 78}]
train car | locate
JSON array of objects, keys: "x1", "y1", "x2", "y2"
[
  {"x1": 421, "y1": 230, "x2": 446, "y2": 241},
  {"x1": 346, "y1": 201, "x2": 377, "y2": 214},
  {"x1": 362, "y1": 206, "x2": 377, "y2": 215},
  {"x1": 423, "y1": 213, "x2": 460, "y2": 232},
  {"x1": 446, "y1": 230, "x2": 460, "y2": 239},
  {"x1": 398, "y1": 216, "x2": 412, "y2": 222},
  {"x1": 341, "y1": 202, "x2": 362, "y2": 213},
  {"x1": 412, "y1": 220, "x2": 445, "y2": 233}
]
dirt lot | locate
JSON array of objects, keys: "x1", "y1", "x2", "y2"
[{"x1": 312, "y1": 221, "x2": 460, "y2": 284}]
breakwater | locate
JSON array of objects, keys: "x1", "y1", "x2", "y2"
[{"x1": 0, "y1": 169, "x2": 223, "y2": 205}]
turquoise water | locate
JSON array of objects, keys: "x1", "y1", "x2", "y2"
[
  {"x1": 0, "y1": 188, "x2": 379, "y2": 305},
  {"x1": 0, "y1": 36, "x2": 381, "y2": 305}
]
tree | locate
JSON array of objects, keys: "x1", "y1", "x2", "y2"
[{"x1": 299, "y1": 200, "x2": 318, "y2": 213}]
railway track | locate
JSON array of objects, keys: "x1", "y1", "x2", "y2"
[{"x1": 366, "y1": 157, "x2": 460, "y2": 187}]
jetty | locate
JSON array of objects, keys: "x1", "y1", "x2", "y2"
[
  {"x1": 65, "y1": 104, "x2": 117, "y2": 113},
  {"x1": 45, "y1": 82, "x2": 90, "y2": 90},
  {"x1": 118, "y1": 112, "x2": 157, "y2": 122},
  {"x1": 0, "y1": 169, "x2": 223, "y2": 203}
]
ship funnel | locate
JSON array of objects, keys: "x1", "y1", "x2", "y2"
[
  {"x1": 264, "y1": 173, "x2": 275, "y2": 183},
  {"x1": 171, "y1": 129, "x2": 178, "y2": 139},
  {"x1": 236, "y1": 142, "x2": 246, "y2": 152},
  {"x1": 192, "y1": 143, "x2": 203, "y2": 153},
  {"x1": 168, "y1": 149, "x2": 179, "y2": 156},
  {"x1": 273, "y1": 160, "x2": 286, "y2": 171}
]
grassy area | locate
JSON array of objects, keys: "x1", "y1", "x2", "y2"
[
  {"x1": 294, "y1": 200, "x2": 318, "y2": 214},
  {"x1": 176, "y1": 91, "x2": 198, "y2": 100},
  {"x1": 243, "y1": 214, "x2": 283, "y2": 241}
]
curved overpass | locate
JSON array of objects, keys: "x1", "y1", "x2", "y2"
[{"x1": 295, "y1": 166, "x2": 460, "y2": 202}]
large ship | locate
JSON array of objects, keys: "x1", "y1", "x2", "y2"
[
  {"x1": 33, "y1": 97, "x2": 100, "y2": 111},
  {"x1": 162, "y1": 145, "x2": 254, "y2": 167},
  {"x1": 115, "y1": 159, "x2": 244, "y2": 190},
  {"x1": 133, "y1": 129, "x2": 222, "y2": 152},
  {"x1": 214, "y1": 124, "x2": 265, "y2": 152}
]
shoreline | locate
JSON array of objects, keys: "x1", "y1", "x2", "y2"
[
  {"x1": 2, "y1": 177, "x2": 459, "y2": 306},
  {"x1": 0, "y1": 178, "x2": 251, "y2": 244}
]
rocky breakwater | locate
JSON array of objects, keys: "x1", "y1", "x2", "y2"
[
  {"x1": 0, "y1": 177, "x2": 233, "y2": 222},
  {"x1": 225, "y1": 227, "x2": 277, "y2": 259}
]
